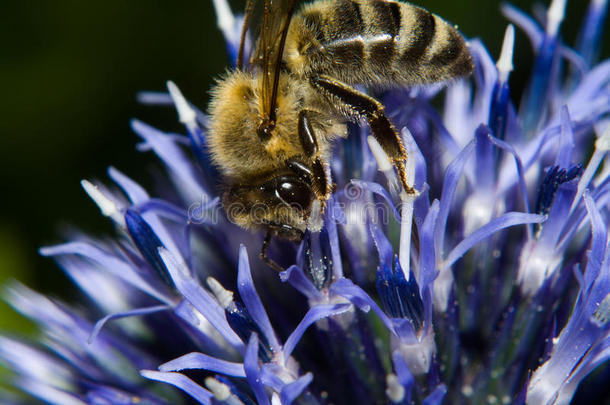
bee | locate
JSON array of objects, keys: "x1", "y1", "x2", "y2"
[{"x1": 207, "y1": 0, "x2": 473, "y2": 270}]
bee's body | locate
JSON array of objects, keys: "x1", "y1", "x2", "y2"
[
  {"x1": 285, "y1": 0, "x2": 472, "y2": 87},
  {"x1": 207, "y1": 0, "x2": 473, "y2": 268}
]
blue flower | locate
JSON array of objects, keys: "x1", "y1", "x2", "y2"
[
  {"x1": 2, "y1": 0, "x2": 610, "y2": 404},
  {"x1": 527, "y1": 192, "x2": 610, "y2": 404}
]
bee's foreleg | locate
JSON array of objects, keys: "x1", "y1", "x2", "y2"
[
  {"x1": 294, "y1": 110, "x2": 332, "y2": 203},
  {"x1": 310, "y1": 75, "x2": 415, "y2": 194},
  {"x1": 297, "y1": 110, "x2": 319, "y2": 157}
]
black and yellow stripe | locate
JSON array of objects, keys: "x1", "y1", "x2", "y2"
[{"x1": 286, "y1": 0, "x2": 473, "y2": 86}]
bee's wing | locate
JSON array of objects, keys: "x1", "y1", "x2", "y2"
[{"x1": 252, "y1": 0, "x2": 298, "y2": 126}]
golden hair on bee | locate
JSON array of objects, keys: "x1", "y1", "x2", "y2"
[{"x1": 206, "y1": 0, "x2": 473, "y2": 270}]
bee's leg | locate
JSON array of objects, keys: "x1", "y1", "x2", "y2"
[
  {"x1": 259, "y1": 224, "x2": 305, "y2": 271},
  {"x1": 260, "y1": 230, "x2": 285, "y2": 272},
  {"x1": 297, "y1": 110, "x2": 319, "y2": 158},
  {"x1": 295, "y1": 110, "x2": 332, "y2": 202},
  {"x1": 310, "y1": 76, "x2": 415, "y2": 194}
]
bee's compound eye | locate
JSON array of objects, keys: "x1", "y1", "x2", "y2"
[{"x1": 276, "y1": 179, "x2": 313, "y2": 211}]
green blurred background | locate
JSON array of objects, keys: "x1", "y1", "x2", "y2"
[{"x1": 0, "y1": 0, "x2": 605, "y2": 335}]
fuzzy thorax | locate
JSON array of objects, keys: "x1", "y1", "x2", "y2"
[{"x1": 207, "y1": 71, "x2": 310, "y2": 181}]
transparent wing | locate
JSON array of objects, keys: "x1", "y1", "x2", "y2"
[{"x1": 251, "y1": 0, "x2": 298, "y2": 129}]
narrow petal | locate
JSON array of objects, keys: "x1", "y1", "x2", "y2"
[
  {"x1": 501, "y1": 3, "x2": 543, "y2": 52},
  {"x1": 527, "y1": 193, "x2": 609, "y2": 404},
  {"x1": 470, "y1": 41, "x2": 498, "y2": 131},
  {"x1": 136, "y1": 91, "x2": 172, "y2": 105},
  {"x1": 566, "y1": 60, "x2": 610, "y2": 117},
  {"x1": 141, "y1": 370, "x2": 212, "y2": 404},
  {"x1": 422, "y1": 384, "x2": 447, "y2": 405},
  {"x1": 475, "y1": 126, "x2": 495, "y2": 190},
  {"x1": 326, "y1": 197, "x2": 345, "y2": 279},
  {"x1": 110, "y1": 168, "x2": 194, "y2": 262},
  {"x1": 279, "y1": 373, "x2": 313, "y2": 405},
  {"x1": 0, "y1": 336, "x2": 74, "y2": 388},
  {"x1": 111, "y1": 166, "x2": 193, "y2": 219},
  {"x1": 134, "y1": 198, "x2": 190, "y2": 223},
  {"x1": 159, "y1": 352, "x2": 245, "y2": 377},
  {"x1": 85, "y1": 385, "x2": 168, "y2": 405},
  {"x1": 158, "y1": 248, "x2": 244, "y2": 350},
  {"x1": 260, "y1": 365, "x2": 285, "y2": 392},
  {"x1": 419, "y1": 200, "x2": 440, "y2": 290},
  {"x1": 435, "y1": 140, "x2": 476, "y2": 258},
  {"x1": 130, "y1": 119, "x2": 208, "y2": 202},
  {"x1": 571, "y1": 127, "x2": 610, "y2": 213},
  {"x1": 89, "y1": 305, "x2": 171, "y2": 344},
  {"x1": 369, "y1": 220, "x2": 394, "y2": 271},
  {"x1": 556, "y1": 107, "x2": 575, "y2": 168},
  {"x1": 283, "y1": 303, "x2": 352, "y2": 360},
  {"x1": 39, "y1": 242, "x2": 170, "y2": 304},
  {"x1": 237, "y1": 245, "x2": 281, "y2": 352},
  {"x1": 443, "y1": 81, "x2": 473, "y2": 149},
  {"x1": 520, "y1": 38, "x2": 560, "y2": 132},
  {"x1": 173, "y1": 300, "x2": 230, "y2": 354},
  {"x1": 108, "y1": 166, "x2": 150, "y2": 203},
  {"x1": 244, "y1": 334, "x2": 270, "y2": 405},
  {"x1": 555, "y1": 339, "x2": 610, "y2": 404},
  {"x1": 583, "y1": 191, "x2": 607, "y2": 288},
  {"x1": 350, "y1": 180, "x2": 401, "y2": 221},
  {"x1": 17, "y1": 381, "x2": 87, "y2": 405},
  {"x1": 443, "y1": 212, "x2": 546, "y2": 270},
  {"x1": 575, "y1": 0, "x2": 608, "y2": 66},
  {"x1": 125, "y1": 209, "x2": 174, "y2": 289},
  {"x1": 331, "y1": 278, "x2": 396, "y2": 334},
  {"x1": 279, "y1": 265, "x2": 322, "y2": 302},
  {"x1": 391, "y1": 351, "x2": 414, "y2": 404},
  {"x1": 491, "y1": 136, "x2": 531, "y2": 215}
]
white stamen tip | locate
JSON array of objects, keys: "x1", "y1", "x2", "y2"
[
  {"x1": 547, "y1": 0, "x2": 567, "y2": 36},
  {"x1": 206, "y1": 277, "x2": 234, "y2": 309},
  {"x1": 595, "y1": 126, "x2": 610, "y2": 151},
  {"x1": 496, "y1": 25, "x2": 515, "y2": 83},
  {"x1": 385, "y1": 373, "x2": 405, "y2": 403},
  {"x1": 592, "y1": 293, "x2": 610, "y2": 326},
  {"x1": 211, "y1": 0, "x2": 236, "y2": 35},
  {"x1": 205, "y1": 377, "x2": 231, "y2": 400},
  {"x1": 166, "y1": 81, "x2": 197, "y2": 125},
  {"x1": 367, "y1": 136, "x2": 393, "y2": 172},
  {"x1": 307, "y1": 200, "x2": 324, "y2": 232},
  {"x1": 81, "y1": 180, "x2": 122, "y2": 224}
]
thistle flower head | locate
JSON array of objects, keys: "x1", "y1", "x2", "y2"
[{"x1": 2, "y1": 0, "x2": 610, "y2": 404}]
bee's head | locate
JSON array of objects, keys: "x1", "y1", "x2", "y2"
[{"x1": 222, "y1": 174, "x2": 315, "y2": 242}]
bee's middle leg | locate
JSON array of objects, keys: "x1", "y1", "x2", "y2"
[{"x1": 310, "y1": 75, "x2": 415, "y2": 194}]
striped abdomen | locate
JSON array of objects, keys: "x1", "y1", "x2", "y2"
[{"x1": 284, "y1": 0, "x2": 473, "y2": 86}]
